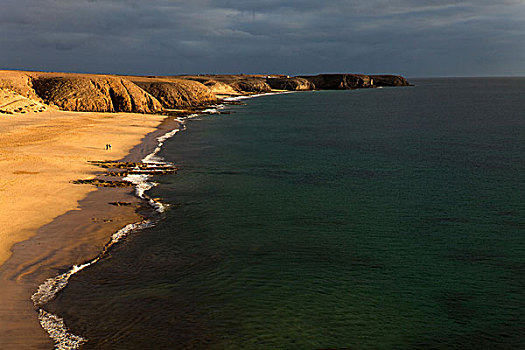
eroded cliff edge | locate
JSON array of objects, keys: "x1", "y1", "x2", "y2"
[{"x1": 0, "y1": 70, "x2": 411, "y2": 114}]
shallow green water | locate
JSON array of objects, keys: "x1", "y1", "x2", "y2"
[{"x1": 51, "y1": 78, "x2": 525, "y2": 349}]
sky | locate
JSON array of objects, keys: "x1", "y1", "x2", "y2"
[{"x1": 1, "y1": 0, "x2": 524, "y2": 77}]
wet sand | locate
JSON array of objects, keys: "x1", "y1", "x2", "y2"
[{"x1": 0, "y1": 110, "x2": 172, "y2": 348}]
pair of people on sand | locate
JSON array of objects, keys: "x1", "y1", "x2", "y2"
[{"x1": 105, "y1": 144, "x2": 112, "y2": 150}]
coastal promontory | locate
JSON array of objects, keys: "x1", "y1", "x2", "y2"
[{"x1": 0, "y1": 70, "x2": 410, "y2": 114}]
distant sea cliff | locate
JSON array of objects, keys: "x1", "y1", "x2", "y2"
[{"x1": 0, "y1": 70, "x2": 410, "y2": 114}]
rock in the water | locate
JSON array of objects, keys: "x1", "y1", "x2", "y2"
[
  {"x1": 32, "y1": 76, "x2": 163, "y2": 113},
  {"x1": 266, "y1": 77, "x2": 315, "y2": 91},
  {"x1": 301, "y1": 74, "x2": 374, "y2": 90}
]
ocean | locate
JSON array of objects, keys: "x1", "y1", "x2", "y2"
[{"x1": 47, "y1": 78, "x2": 525, "y2": 349}]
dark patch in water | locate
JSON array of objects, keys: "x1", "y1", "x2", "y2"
[
  {"x1": 425, "y1": 217, "x2": 472, "y2": 224},
  {"x1": 437, "y1": 291, "x2": 476, "y2": 324},
  {"x1": 445, "y1": 249, "x2": 502, "y2": 262}
]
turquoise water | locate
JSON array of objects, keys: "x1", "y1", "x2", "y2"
[{"x1": 50, "y1": 78, "x2": 525, "y2": 349}]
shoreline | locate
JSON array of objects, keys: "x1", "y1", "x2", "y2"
[
  {"x1": 31, "y1": 116, "x2": 185, "y2": 348},
  {"x1": 0, "y1": 67, "x2": 411, "y2": 348},
  {"x1": 0, "y1": 92, "x2": 283, "y2": 349},
  {"x1": 0, "y1": 110, "x2": 174, "y2": 349}
]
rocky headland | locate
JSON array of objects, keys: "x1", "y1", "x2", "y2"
[
  {"x1": 266, "y1": 76, "x2": 315, "y2": 91},
  {"x1": 0, "y1": 70, "x2": 410, "y2": 114}
]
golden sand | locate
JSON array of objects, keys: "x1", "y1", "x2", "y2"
[{"x1": 0, "y1": 110, "x2": 165, "y2": 267}]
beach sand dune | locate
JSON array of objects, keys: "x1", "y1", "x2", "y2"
[{"x1": 0, "y1": 88, "x2": 49, "y2": 114}]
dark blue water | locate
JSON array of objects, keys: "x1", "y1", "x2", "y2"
[{"x1": 50, "y1": 78, "x2": 525, "y2": 349}]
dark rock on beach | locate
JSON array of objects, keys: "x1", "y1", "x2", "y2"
[
  {"x1": 72, "y1": 179, "x2": 134, "y2": 187},
  {"x1": 90, "y1": 160, "x2": 178, "y2": 175},
  {"x1": 108, "y1": 202, "x2": 132, "y2": 206}
]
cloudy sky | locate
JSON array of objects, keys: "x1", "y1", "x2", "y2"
[{"x1": 1, "y1": 0, "x2": 524, "y2": 77}]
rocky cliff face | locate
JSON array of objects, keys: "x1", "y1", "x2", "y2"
[
  {"x1": 181, "y1": 76, "x2": 240, "y2": 96},
  {"x1": 369, "y1": 75, "x2": 411, "y2": 86},
  {"x1": 200, "y1": 80, "x2": 240, "y2": 96},
  {"x1": 301, "y1": 74, "x2": 374, "y2": 90},
  {"x1": 131, "y1": 78, "x2": 217, "y2": 108},
  {"x1": 266, "y1": 77, "x2": 315, "y2": 91},
  {"x1": 32, "y1": 76, "x2": 163, "y2": 113},
  {"x1": 181, "y1": 73, "x2": 409, "y2": 93},
  {"x1": 182, "y1": 75, "x2": 272, "y2": 94},
  {"x1": 229, "y1": 79, "x2": 272, "y2": 93},
  {"x1": 0, "y1": 70, "x2": 411, "y2": 114},
  {"x1": 0, "y1": 71, "x2": 220, "y2": 113}
]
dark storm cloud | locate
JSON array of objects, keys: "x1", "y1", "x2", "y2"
[{"x1": 1, "y1": 0, "x2": 524, "y2": 76}]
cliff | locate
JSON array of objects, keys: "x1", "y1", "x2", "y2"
[
  {"x1": 229, "y1": 78, "x2": 272, "y2": 93},
  {"x1": 32, "y1": 75, "x2": 163, "y2": 113},
  {"x1": 0, "y1": 71, "x2": 217, "y2": 113},
  {"x1": 301, "y1": 74, "x2": 374, "y2": 90},
  {"x1": 180, "y1": 76, "x2": 241, "y2": 96},
  {"x1": 129, "y1": 77, "x2": 217, "y2": 108},
  {"x1": 0, "y1": 70, "x2": 411, "y2": 114},
  {"x1": 301, "y1": 74, "x2": 410, "y2": 89},
  {"x1": 369, "y1": 75, "x2": 411, "y2": 86},
  {"x1": 199, "y1": 80, "x2": 240, "y2": 96},
  {"x1": 266, "y1": 77, "x2": 315, "y2": 91},
  {"x1": 181, "y1": 75, "x2": 272, "y2": 94}
]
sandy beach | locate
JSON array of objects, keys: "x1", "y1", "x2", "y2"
[{"x1": 0, "y1": 109, "x2": 167, "y2": 348}]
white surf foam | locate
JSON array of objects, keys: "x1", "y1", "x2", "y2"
[
  {"x1": 223, "y1": 91, "x2": 293, "y2": 102},
  {"x1": 123, "y1": 173, "x2": 155, "y2": 199},
  {"x1": 125, "y1": 124, "x2": 184, "y2": 212},
  {"x1": 38, "y1": 309, "x2": 87, "y2": 350},
  {"x1": 32, "y1": 220, "x2": 152, "y2": 349},
  {"x1": 32, "y1": 109, "x2": 223, "y2": 348},
  {"x1": 201, "y1": 104, "x2": 225, "y2": 114}
]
